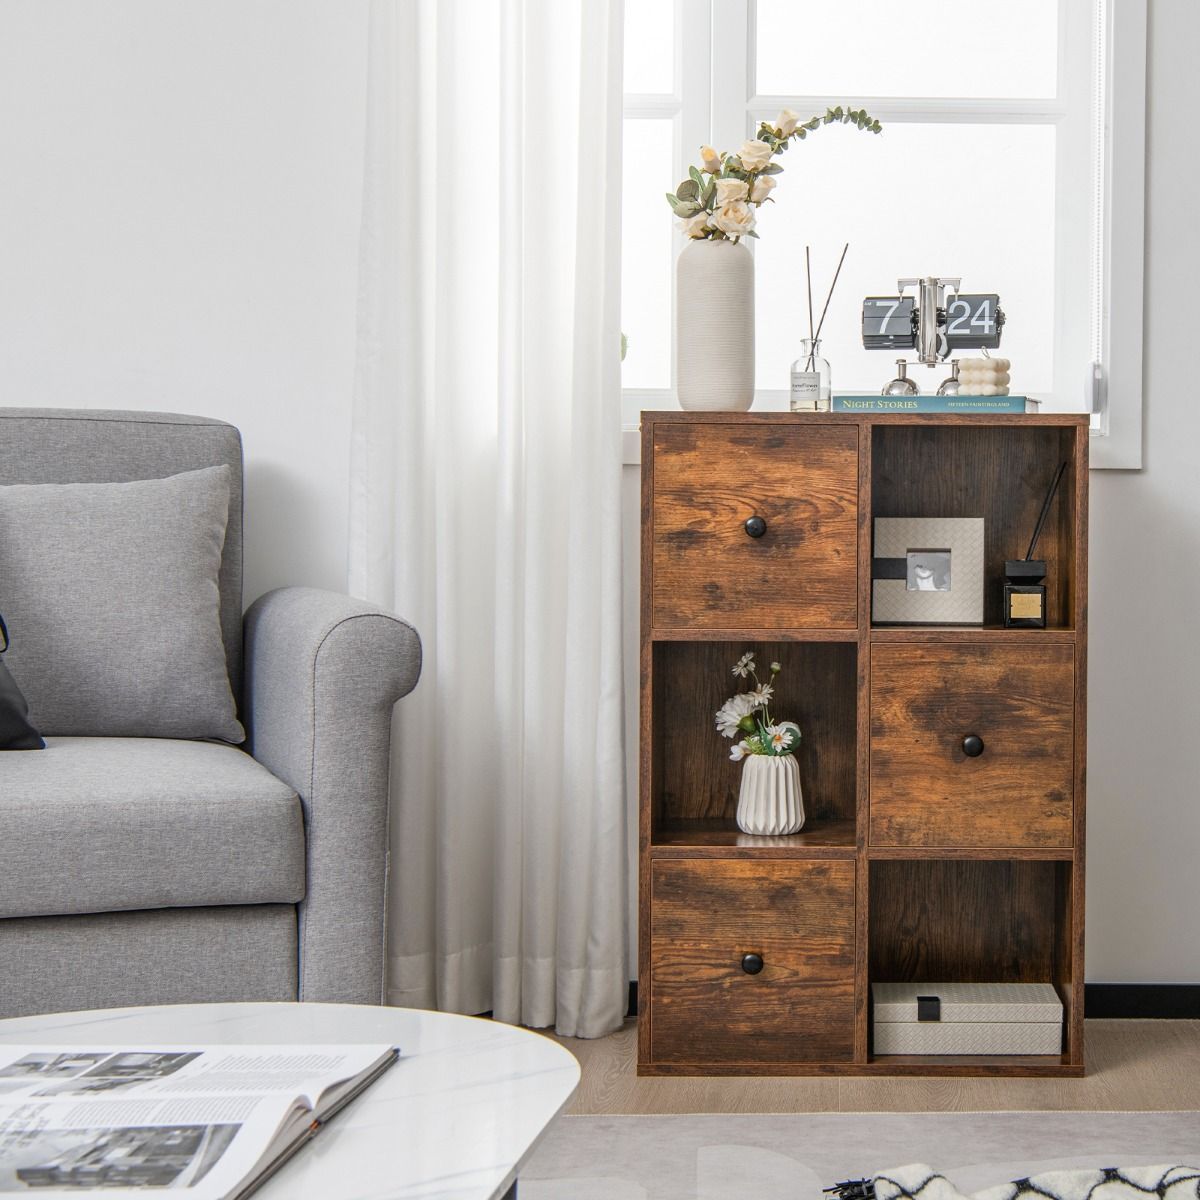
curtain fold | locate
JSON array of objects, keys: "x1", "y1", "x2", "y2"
[{"x1": 350, "y1": 0, "x2": 627, "y2": 1038}]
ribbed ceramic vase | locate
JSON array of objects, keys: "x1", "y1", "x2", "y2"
[
  {"x1": 736, "y1": 754, "x2": 804, "y2": 836},
  {"x1": 675, "y1": 237, "x2": 754, "y2": 411}
]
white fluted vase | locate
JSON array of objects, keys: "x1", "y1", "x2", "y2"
[
  {"x1": 736, "y1": 754, "x2": 804, "y2": 836},
  {"x1": 675, "y1": 237, "x2": 754, "y2": 411}
]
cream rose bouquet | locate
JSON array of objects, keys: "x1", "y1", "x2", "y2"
[{"x1": 667, "y1": 106, "x2": 882, "y2": 243}]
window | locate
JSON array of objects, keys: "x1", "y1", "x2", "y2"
[{"x1": 621, "y1": 1, "x2": 1146, "y2": 467}]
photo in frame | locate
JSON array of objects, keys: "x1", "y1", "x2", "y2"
[{"x1": 872, "y1": 517, "x2": 985, "y2": 625}]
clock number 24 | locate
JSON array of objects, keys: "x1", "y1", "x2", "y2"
[{"x1": 947, "y1": 297, "x2": 994, "y2": 335}]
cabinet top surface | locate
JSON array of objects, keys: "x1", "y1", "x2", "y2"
[{"x1": 641, "y1": 411, "x2": 1090, "y2": 428}]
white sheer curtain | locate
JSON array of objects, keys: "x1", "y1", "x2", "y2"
[{"x1": 349, "y1": 0, "x2": 627, "y2": 1037}]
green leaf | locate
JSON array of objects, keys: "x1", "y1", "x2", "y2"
[
  {"x1": 688, "y1": 165, "x2": 703, "y2": 186},
  {"x1": 665, "y1": 191, "x2": 678, "y2": 211},
  {"x1": 760, "y1": 161, "x2": 784, "y2": 174},
  {"x1": 674, "y1": 200, "x2": 701, "y2": 217},
  {"x1": 745, "y1": 229, "x2": 760, "y2": 238},
  {"x1": 797, "y1": 128, "x2": 806, "y2": 138},
  {"x1": 676, "y1": 179, "x2": 700, "y2": 202},
  {"x1": 701, "y1": 180, "x2": 715, "y2": 206}
]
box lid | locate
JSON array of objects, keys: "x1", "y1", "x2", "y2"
[{"x1": 872, "y1": 982, "x2": 1062, "y2": 1024}]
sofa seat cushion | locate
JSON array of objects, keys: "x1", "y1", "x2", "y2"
[{"x1": 0, "y1": 738, "x2": 305, "y2": 920}]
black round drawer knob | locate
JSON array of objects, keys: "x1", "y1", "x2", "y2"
[
  {"x1": 741, "y1": 952, "x2": 764, "y2": 975},
  {"x1": 744, "y1": 515, "x2": 767, "y2": 538},
  {"x1": 962, "y1": 734, "x2": 985, "y2": 758}
]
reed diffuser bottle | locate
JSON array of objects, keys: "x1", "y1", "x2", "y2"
[
  {"x1": 790, "y1": 244, "x2": 846, "y2": 412},
  {"x1": 790, "y1": 338, "x2": 831, "y2": 411}
]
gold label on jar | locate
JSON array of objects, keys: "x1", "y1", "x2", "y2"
[{"x1": 1010, "y1": 592, "x2": 1043, "y2": 618}]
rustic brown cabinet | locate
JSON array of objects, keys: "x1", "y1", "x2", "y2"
[{"x1": 639, "y1": 412, "x2": 1088, "y2": 1076}]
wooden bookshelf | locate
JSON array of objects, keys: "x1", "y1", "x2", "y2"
[{"x1": 638, "y1": 411, "x2": 1088, "y2": 1076}]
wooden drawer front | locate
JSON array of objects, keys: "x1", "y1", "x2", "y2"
[
  {"x1": 650, "y1": 859, "x2": 855, "y2": 1064},
  {"x1": 651, "y1": 423, "x2": 858, "y2": 630},
  {"x1": 870, "y1": 644, "x2": 1075, "y2": 848}
]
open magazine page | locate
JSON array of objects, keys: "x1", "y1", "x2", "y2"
[
  {"x1": 0, "y1": 1045, "x2": 396, "y2": 1197},
  {"x1": 0, "y1": 1091, "x2": 297, "y2": 1198},
  {"x1": 0, "y1": 1046, "x2": 391, "y2": 1108}
]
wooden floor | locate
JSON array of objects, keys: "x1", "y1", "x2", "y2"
[{"x1": 550, "y1": 1020, "x2": 1200, "y2": 1113}]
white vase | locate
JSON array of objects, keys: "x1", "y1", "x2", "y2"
[
  {"x1": 736, "y1": 754, "x2": 805, "y2": 836},
  {"x1": 675, "y1": 237, "x2": 754, "y2": 411}
]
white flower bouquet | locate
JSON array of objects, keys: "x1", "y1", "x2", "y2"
[
  {"x1": 715, "y1": 651, "x2": 802, "y2": 761},
  {"x1": 667, "y1": 106, "x2": 881, "y2": 243}
]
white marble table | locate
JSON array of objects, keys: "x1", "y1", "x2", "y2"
[{"x1": 0, "y1": 1002, "x2": 580, "y2": 1200}]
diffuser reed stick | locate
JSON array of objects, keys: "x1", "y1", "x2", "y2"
[{"x1": 805, "y1": 246, "x2": 816, "y2": 370}]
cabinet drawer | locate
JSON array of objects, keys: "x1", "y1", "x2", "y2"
[
  {"x1": 869, "y1": 644, "x2": 1075, "y2": 848},
  {"x1": 649, "y1": 859, "x2": 855, "y2": 1064},
  {"x1": 650, "y1": 422, "x2": 858, "y2": 631}
]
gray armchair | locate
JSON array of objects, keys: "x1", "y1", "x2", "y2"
[{"x1": 0, "y1": 409, "x2": 420, "y2": 1017}]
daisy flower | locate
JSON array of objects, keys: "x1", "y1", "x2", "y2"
[
  {"x1": 715, "y1": 693, "x2": 756, "y2": 738},
  {"x1": 732, "y1": 651, "x2": 756, "y2": 678},
  {"x1": 769, "y1": 721, "x2": 802, "y2": 754},
  {"x1": 749, "y1": 683, "x2": 774, "y2": 707},
  {"x1": 767, "y1": 726, "x2": 791, "y2": 754}
]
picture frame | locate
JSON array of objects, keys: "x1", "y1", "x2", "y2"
[{"x1": 872, "y1": 517, "x2": 985, "y2": 625}]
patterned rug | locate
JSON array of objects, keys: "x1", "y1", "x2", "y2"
[
  {"x1": 521, "y1": 1112, "x2": 1200, "y2": 1199},
  {"x1": 839, "y1": 1164, "x2": 1200, "y2": 1200}
]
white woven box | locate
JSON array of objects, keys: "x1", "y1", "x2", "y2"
[{"x1": 872, "y1": 982, "x2": 1063, "y2": 1055}]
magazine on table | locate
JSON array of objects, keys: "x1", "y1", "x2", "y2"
[{"x1": 0, "y1": 1043, "x2": 398, "y2": 1197}]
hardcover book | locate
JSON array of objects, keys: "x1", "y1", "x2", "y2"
[{"x1": 831, "y1": 394, "x2": 1038, "y2": 414}]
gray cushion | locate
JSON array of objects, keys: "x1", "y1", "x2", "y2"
[
  {"x1": 0, "y1": 465, "x2": 243, "y2": 740},
  {"x1": 0, "y1": 410, "x2": 244, "y2": 701},
  {"x1": 0, "y1": 737, "x2": 305, "y2": 920}
]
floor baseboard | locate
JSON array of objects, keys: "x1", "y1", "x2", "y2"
[
  {"x1": 1084, "y1": 983, "x2": 1200, "y2": 1018},
  {"x1": 625, "y1": 982, "x2": 1200, "y2": 1020}
]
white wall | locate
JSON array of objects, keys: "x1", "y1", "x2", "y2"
[
  {"x1": 0, "y1": 3, "x2": 1195, "y2": 983},
  {"x1": 0, "y1": 0, "x2": 369, "y2": 604},
  {"x1": 1083, "y1": 0, "x2": 1200, "y2": 981}
]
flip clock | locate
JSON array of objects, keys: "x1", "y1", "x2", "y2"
[{"x1": 861, "y1": 276, "x2": 1006, "y2": 396}]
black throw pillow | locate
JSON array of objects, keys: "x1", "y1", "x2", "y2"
[{"x1": 0, "y1": 613, "x2": 45, "y2": 750}]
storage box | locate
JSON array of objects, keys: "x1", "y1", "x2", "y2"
[{"x1": 871, "y1": 982, "x2": 1063, "y2": 1055}]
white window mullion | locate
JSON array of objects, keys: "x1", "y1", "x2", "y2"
[{"x1": 711, "y1": 0, "x2": 752, "y2": 154}]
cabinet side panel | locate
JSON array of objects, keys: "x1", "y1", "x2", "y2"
[{"x1": 638, "y1": 418, "x2": 654, "y2": 1068}]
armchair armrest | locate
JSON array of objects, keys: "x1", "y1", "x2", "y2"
[{"x1": 243, "y1": 586, "x2": 421, "y2": 1004}]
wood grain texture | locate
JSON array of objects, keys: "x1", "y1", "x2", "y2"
[
  {"x1": 854, "y1": 425, "x2": 873, "y2": 1062},
  {"x1": 1068, "y1": 423, "x2": 1089, "y2": 1066},
  {"x1": 638, "y1": 412, "x2": 1087, "y2": 1077},
  {"x1": 638, "y1": 419, "x2": 656, "y2": 1068},
  {"x1": 868, "y1": 859, "x2": 1057, "y2": 985},
  {"x1": 651, "y1": 422, "x2": 859, "y2": 631},
  {"x1": 869, "y1": 643, "x2": 1074, "y2": 848},
  {"x1": 654, "y1": 640, "x2": 858, "y2": 829},
  {"x1": 871, "y1": 424, "x2": 1079, "y2": 628},
  {"x1": 651, "y1": 818, "x2": 855, "y2": 855},
  {"x1": 649, "y1": 860, "x2": 855, "y2": 1065}
]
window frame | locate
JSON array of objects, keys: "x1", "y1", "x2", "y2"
[{"x1": 620, "y1": 0, "x2": 1146, "y2": 469}]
